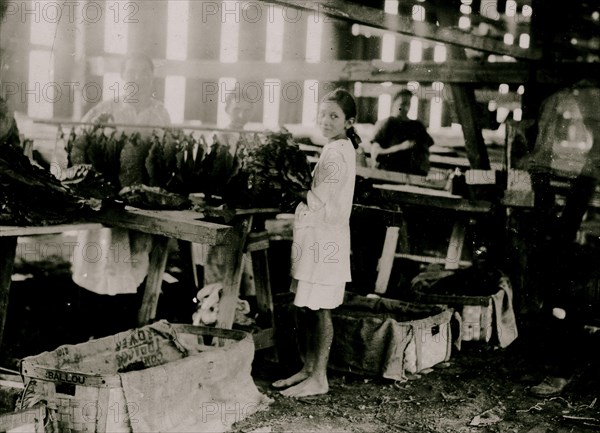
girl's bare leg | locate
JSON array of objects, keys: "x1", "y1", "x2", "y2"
[
  {"x1": 280, "y1": 309, "x2": 332, "y2": 397},
  {"x1": 272, "y1": 308, "x2": 316, "y2": 388}
]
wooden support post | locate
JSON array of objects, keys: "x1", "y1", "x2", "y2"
[
  {"x1": 432, "y1": 0, "x2": 491, "y2": 171},
  {"x1": 0, "y1": 237, "x2": 17, "y2": 353},
  {"x1": 137, "y1": 235, "x2": 170, "y2": 326},
  {"x1": 375, "y1": 226, "x2": 400, "y2": 294}
]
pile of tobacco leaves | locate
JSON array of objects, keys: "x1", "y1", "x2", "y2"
[
  {"x1": 65, "y1": 125, "x2": 313, "y2": 212},
  {"x1": 0, "y1": 99, "x2": 90, "y2": 225}
]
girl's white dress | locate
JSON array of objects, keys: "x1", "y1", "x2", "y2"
[{"x1": 291, "y1": 138, "x2": 356, "y2": 310}]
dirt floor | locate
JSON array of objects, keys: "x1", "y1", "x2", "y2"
[
  {"x1": 2, "y1": 252, "x2": 600, "y2": 433},
  {"x1": 236, "y1": 335, "x2": 600, "y2": 433}
]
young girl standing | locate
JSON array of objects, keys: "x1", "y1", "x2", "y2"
[{"x1": 273, "y1": 89, "x2": 360, "y2": 397}]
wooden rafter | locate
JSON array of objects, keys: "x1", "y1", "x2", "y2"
[{"x1": 258, "y1": 0, "x2": 541, "y2": 60}]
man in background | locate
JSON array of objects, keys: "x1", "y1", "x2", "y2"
[{"x1": 370, "y1": 89, "x2": 434, "y2": 175}]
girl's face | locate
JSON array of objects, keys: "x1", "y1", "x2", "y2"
[{"x1": 317, "y1": 101, "x2": 353, "y2": 141}]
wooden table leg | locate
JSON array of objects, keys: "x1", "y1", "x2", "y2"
[
  {"x1": 375, "y1": 226, "x2": 400, "y2": 295},
  {"x1": 216, "y1": 216, "x2": 252, "y2": 332},
  {"x1": 446, "y1": 221, "x2": 467, "y2": 270},
  {"x1": 137, "y1": 235, "x2": 170, "y2": 326},
  {"x1": 0, "y1": 237, "x2": 18, "y2": 353},
  {"x1": 251, "y1": 247, "x2": 277, "y2": 355}
]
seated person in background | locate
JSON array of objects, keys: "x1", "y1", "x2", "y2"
[
  {"x1": 370, "y1": 89, "x2": 434, "y2": 175},
  {"x1": 71, "y1": 52, "x2": 171, "y2": 304},
  {"x1": 216, "y1": 92, "x2": 257, "y2": 150},
  {"x1": 81, "y1": 52, "x2": 171, "y2": 131}
]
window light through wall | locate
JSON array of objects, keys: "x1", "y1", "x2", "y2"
[
  {"x1": 104, "y1": 0, "x2": 128, "y2": 54},
  {"x1": 505, "y1": 0, "x2": 517, "y2": 17},
  {"x1": 102, "y1": 72, "x2": 121, "y2": 102},
  {"x1": 381, "y1": 34, "x2": 396, "y2": 62},
  {"x1": 263, "y1": 78, "x2": 281, "y2": 129},
  {"x1": 217, "y1": 77, "x2": 237, "y2": 127},
  {"x1": 458, "y1": 16, "x2": 471, "y2": 29},
  {"x1": 429, "y1": 95, "x2": 443, "y2": 131},
  {"x1": 412, "y1": 5, "x2": 426, "y2": 22},
  {"x1": 497, "y1": 107, "x2": 509, "y2": 123},
  {"x1": 302, "y1": 80, "x2": 319, "y2": 125},
  {"x1": 306, "y1": 12, "x2": 323, "y2": 63},
  {"x1": 29, "y1": 3, "x2": 56, "y2": 46},
  {"x1": 519, "y1": 34, "x2": 530, "y2": 49},
  {"x1": 165, "y1": 76, "x2": 186, "y2": 124},
  {"x1": 408, "y1": 96, "x2": 418, "y2": 120},
  {"x1": 166, "y1": 0, "x2": 189, "y2": 61},
  {"x1": 220, "y1": 1, "x2": 240, "y2": 63},
  {"x1": 377, "y1": 94, "x2": 392, "y2": 122},
  {"x1": 434, "y1": 43, "x2": 447, "y2": 62},
  {"x1": 409, "y1": 39, "x2": 423, "y2": 63},
  {"x1": 384, "y1": 0, "x2": 399, "y2": 14},
  {"x1": 27, "y1": 50, "x2": 54, "y2": 119},
  {"x1": 513, "y1": 108, "x2": 522, "y2": 121},
  {"x1": 266, "y1": 6, "x2": 285, "y2": 63}
]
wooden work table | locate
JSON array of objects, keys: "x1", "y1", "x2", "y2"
[
  {"x1": 0, "y1": 206, "x2": 279, "y2": 354},
  {"x1": 369, "y1": 183, "x2": 499, "y2": 293},
  {"x1": 373, "y1": 183, "x2": 495, "y2": 214}
]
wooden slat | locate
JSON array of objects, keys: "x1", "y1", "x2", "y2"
[
  {"x1": 260, "y1": 0, "x2": 540, "y2": 60},
  {"x1": 91, "y1": 208, "x2": 232, "y2": 245},
  {"x1": 395, "y1": 253, "x2": 472, "y2": 268},
  {"x1": 0, "y1": 223, "x2": 103, "y2": 237}
]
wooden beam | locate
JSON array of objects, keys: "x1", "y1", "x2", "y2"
[
  {"x1": 434, "y1": 1, "x2": 490, "y2": 170},
  {"x1": 91, "y1": 208, "x2": 232, "y2": 246},
  {"x1": 89, "y1": 56, "x2": 600, "y2": 85},
  {"x1": 259, "y1": 0, "x2": 540, "y2": 60}
]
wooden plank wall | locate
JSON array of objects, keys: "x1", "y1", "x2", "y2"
[{"x1": 0, "y1": 0, "x2": 534, "y2": 133}]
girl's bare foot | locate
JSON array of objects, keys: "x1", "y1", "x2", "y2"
[
  {"x1": 272, "y1": 369, "x2": 311, "y2": 389},
  {"x1": 279, "y1": 376, "x2": 328, "y2": 397}
]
